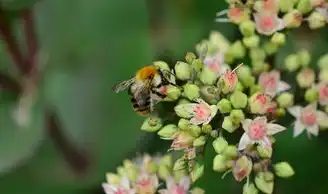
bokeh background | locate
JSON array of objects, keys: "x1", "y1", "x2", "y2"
[{"x1": 1, "y1": 0, "x2": 328, "y2": 193}]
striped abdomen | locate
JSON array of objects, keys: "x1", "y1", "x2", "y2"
[{"x1": 128, "y1": 88, "x2": 151, "y2": 116}]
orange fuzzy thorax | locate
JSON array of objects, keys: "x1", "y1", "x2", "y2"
[{"x1": 135, "y1": 66, "x2": 158, "y2": 81}]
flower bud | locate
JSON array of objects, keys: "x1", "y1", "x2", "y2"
[
  {"x1": 297, "y1": 0, "x2": 313, "y2": 14},
  {"x1": 213, "y1": 154, "x2": 227, "y2": 172},
  {"x1": 222, "y1": 116, "x2": 239, "y2": 133},
  {"x1": 230, "y1": 109, "x2": 245, "y2": 124},
  {"x1": 239, "y1": 20, "x2": 256, "y2": 37},
  {"x1": 166, "y1": 85, "x2": 181, "y2": 101},
  {"x1": 252, "y1": 61, "x2": 266, "y2": 74},
  {"x1": 275, "y1": 108, "x2": 286, "y2": 117},
  {"x1": 217, "y1": 98, "x2": 232, "y2": 113},
  {"x1": 200, "y1": 66, "x2": 218, "y2": 85},
  {"x1": 264, "y1": 171, "x2": 275, "y2": 182},
  {"x1": 209, "y1": 31, "x2": 231, "y2": 53},
  {"x1": 178, "y1": 98, "x2": 190, "y2": 105},
  {"x1": 200, "y1": 86, "x2": 220, "y2": 105},
  {"x1": 285, "y1": 54, "x2": 301, "y2": 72},
  {"x1": 189, "y1": 125, "x2": 202, "y2": 137},
  {"x1": 223, "y1": 145, "x2": 239, "y2": 158},
  {"x1": 125, "y1": 167, "x2": 139, "y2": 182},
  {"x1": 213, "y1": 136, "x2": 228, "y2": 154},
  {"x1": 271, "y1": 32, "x2": 286, "y2": 46},
  {"x1": 157, "y1": 124, "x2": 179, "y2": 138},
  {"x1": 171, "y1": 131, "x2": 195, "y2": 150},
  {"x1": 185, "y1": 52, "x2": 197, "y2": 64},
  {"x1": 250, "y1": 48, "x2": 266, "y2": 62},
  {"x1": 233, "y1": 156, "x2": 252, "y2": 181},
  {"x1": 274, "y1": 162, "x2": 295, "y2": 178},
  {"x1": 230, "y1": 41, "x2": 246, "y2": 59},
  {"x1": 319, "y1": 69, "x2": 328, "y2": 82},
  {"x1": 158, "y1": 165, "x2": 170, "y2": 180},
  {"x1": 160, "y1": 154, "x2": 172, "y2": 167},
  {"x1": 277, "y1": 92, "x2": 294, "y2": 108},
  {"x1": 173, "y1": 157, "x2": 186, "y2": 171},
  {"x1": 210, "y1": 130, "x2": 219, "y2": 138},
  {"x1": 236, "y1": 82, "x2": 245, "y2": 91},
  {"x1": 106, "y1": 173, "x2": 121, "y2": 185},
  {"x1": 243, "y1": 35, "x2": 260, "y2": 48},
  {"x1": 283, "y1": 10, "x2": 303, "y2": 28},
  {"x1": 193, "y1": 136, "x2": 206, "y2": 147},
  {"x1": 237, "y1": 65, "x2": 252, "y2": 80},
  {"x1": 250, "y1": 84, "x2": 263, "y2": 95},
  {"x1": 325, "y1": 105, "x2": 328, "y2": 113},
  {"x1": 191, "y1": 58, "x2": 204, "y2": 74},
  {"x1": 308, "y1": 11, "x2": 326, "y2": 29},
  {"x1": 141, "y1": 117, "x2": 163, "y2": 132},
  {"x1": 191, "y1": 187, "x2": 205, "y2": 194},
  {"x1": 243, "y1": 182, "x2": 259, "y2": 194},
  {"x1": 296, "y1": 68, "x2": 315, "y2": 88},
  {"x1": 175, "y1": 61, "x2": 191, "y2": 80},
  {"x1": 224, "y1": 51, "x2": 235, "y2": 64},
  {"x1": 305, "y1": 88, "x2": 318, "y2": 102},
  {"x1": 298, "y1": 49, "x2": 311, "y2": 67},
  {"x1": 318, "y1": 54, "x2": 328, "y2": 69},
  {"x1": 183, "y1": 84, "x2": 200, "y2": 100},
  {"x1": 257, "y1": 145, "x2": 273, "y2": 158},
  {"x1": 202, "y1": 124, "x2": 212, "y2": 134},
  {"x1": 117, "y1": 166, "x2": 125, "y2": 176},
  {"x1": 175, "y1": 104, "x2": 193, "y2": 118},
  {"x1": 255, "y1": 173, "x2": 274, "y2": 194},
  {"x1": 264, "y1": 42, "x2": 279, "y2": 55},
  {"x1": 230, "y1": 91, "x2": 248, "y2": 108},
  {"x1": 242, "y1": 76, "x2": 256, "y2": 88},
  {"x1": 279, "y1": 0, "x2": 296, "y2": 12},
  {"x1": 153, "y1": 61, "x2": 170, "y2": 72}
]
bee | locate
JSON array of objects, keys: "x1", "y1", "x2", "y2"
[{"x1": 112, "y1": 65, "x2": 175, "y2": 116}]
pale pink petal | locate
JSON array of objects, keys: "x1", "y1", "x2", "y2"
[
  {"x1": 266, "y1": 123, "x2": 286, "y2": 135},
  {"x1": 253, "y1": 116, "x2": 267, "y2": 125},
  {"x1": 158, "y1": 189, "x2": 169, "y2": 194},
  {"x1": 165, "y1": 176, "x2": 175, "y2": 191},
  {"x1": 307, "y1": 125, "x2": 319, "y2": 136},
  {"x1": 179, "y1": 176, "x2": 191, "y2": 191},
  {"x1": 241, "y1": 119, "x2": 252, "y2": 132},
  {"x1": 151, "y1": 175, "x2": 159, "y2": 188},
  {"x1": 190, "y1": 117, "x2": 206, "y2": 125},
  {"x1": 287, "y1": 106, "x2": 302, "y2": 118},
  {"x1": 293, "y1": 120, "x2": 306, "y2": 137},
  {"x1": 306, "y1": 103, "x2": 317, "y2": 110},
  {"x1": 277, "y1": 81, "x2": 291, "y2": 93},
  {"x1": 102, "y1": 183, "x2": 116, "y2": 194},
  {"x1": 317, "y1": 110, "x2": 328, "y2": 125},
  {"x1": 258, "y1": 136, "x2": 272, "y2": 148},
  {"x1": 238, "y1": 133, "x2": 252, "y2": 150},
  {"x1": 121, "y1": 176, "x2": 130, "y2": 189},
  {"x1": 276, "y1": 18, "x2": 285, "y2": 31}
]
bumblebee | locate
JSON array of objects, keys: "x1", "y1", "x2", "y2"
[{"x1": 112, "y1": 65, "x2": 174, "y2": 116}]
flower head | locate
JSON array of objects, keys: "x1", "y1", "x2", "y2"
[
  {"x1": 259, "y1": 70, "x2": 291, "y2": 97},
  {"x1": 203, "y1": 52, "x2": 229, "y2": 76},
  {"x1": 159, "y1": 176, "x2": 191, "y2": 194},
  {"x1": 238, "y1": 117, "x2": 286, "y2": 150},
  {"x1": 254, "y1": 12, "x2": 285, "y2": 35},
  {"x1": 317, "y1": 82, "x2": 328, "y2": 105},
  {"x1": 227, "y1": 7, "x2": 250, "y2": 24},
  {"x1": 102, "y1": 176, "x2": 135, "y2": 194},
  {"x1": 135, "y1": 173, "x2": 159, "y2": 194},
  {"x1": 249, "y1": 92, "x2": 276, "y2": 114}
]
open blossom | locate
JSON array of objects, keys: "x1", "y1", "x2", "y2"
[
  {"x1": 288, "y1": 103, "x2": 327, "y2": 137},
  {"x1": 135, "y1": 173, "x2": 159, "y2": 194},
  {"x1": 238, "y1": 117, "x2": 286, "y2": 150},
  {"x1": 103, "y1": 176, "x2": 135, "y2": 194},
  {"x1": 170, "y1": 131, "x2": 195, "y2": 150},
  {"x1": 249, "y1": 92, "x2": 276, "y2": 114},
  {"x1": 220, "y1": 64, "x2": 242, "y2": 93},
  {"x1": 159, "y1": 176, "x2": 191, "y2": 194},
  {"x1": 259, "y1": 70, "x2": 291, "y2": 97},
  {"x1": 203, "y1": 52, "x2": 229, "y2": 76},
  {"x1": 227, "y1": 7, "x2": 249, "y2": 24},
  {"x1": 232, "y1": 155, "x2": 252, "y2": 182},
  {"x1": 254, "y1": 12, "x2": 285, "y2": 35},
  {"x1": 317, "y1": 82, "x2": 328, "y2": 105}
]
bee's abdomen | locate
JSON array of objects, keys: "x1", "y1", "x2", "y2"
[{"x1": 129, "y1": 94, "x2": 151, "y2": 116}]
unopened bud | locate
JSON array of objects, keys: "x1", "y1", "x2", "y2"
[
  {"x1": 250, "y1": 84, "x2": 263, "y2": 95},
  {"x1": 296, "y1": 68, "x2": 315, "y2": 88},
  {"x1": 297, "y1": 0, "x2": 313, "y2": 14},
  {"x1": 298, "y1": 49, "x2": 311, "y2": 67},
  {"x1": 243, "y1": 182, "x2": 259, "y2": 194},
  {"x1": 255, "y1": 173, "x2": 274, "y2": 194},
  {"x1": 185, "y1": 52, "x2": 197, "y2": 64},
  {"x1": 158, "y1": 165, "x2": 170, "y2": 180},
  {"x1": 193, "y1": 136, "x2": 206, "y2": 147},
  {"x1": 305, "y1": 88, "x2": 318, "y2": 102},
  {"x1": 271, "y1": 32, "x2": 286, "y2": 46},
  {"x1": 275, "y1": 108, "x2": 286, "y2": 117},
  {"x1": 191, "y1": 164, "x2": 204, "y2": 182},
  {"x1": 222, "y1": 116, "x2": 239, "y2": 133},
  {"x1": 277, "y1": 92, "x2": 294, "y2": 108},
  {"x1": 264, "y1": 42, "x2": 279, "y2": 55},
  {"x1": 223, "y1": 145, "x2": 239, "y2": 158},
  {"x1": 157, "y1": 124, "x2": 178, "y2": 138},
  {"x1": 230, "y1": 109, "x2": 245, "y2": 124},
  {"x1": 173, "y1": 157, "x2": 186, "y2": 171},
  {"x1": 141, "y1": 117, "x2": 163, "y2": 132},
  {"x1": 106, "y1": 173, "x2": 121, "y2": 185},
  {"x1": 189, "y1": 124, "x2": 202, "y2": 137},
  {"x1": 213, "y1": 154, "x2": 227, "y2": 172},
  {"x1": 318, "y1": 54, "x2": 328, "y2": 69},
  {"x1": 250, "y1": 48, "x2": 266, "y2": 62},
  {"x1": 239, "y1": 20, "x2": 256, "y2": 37},
  {"x1": 319, "y1": 69, "x2": 328, "y2": 82},
  {"x1": 230, "y1": 41, "x2": 246, "y2": 59},
  {"x1": 200, "y1": 66, "x2": 218, "y2": 85},
  {"x1": 274, "y1": 162, "x2": 295, "y2": 178},
  {"x1": 175, "y1": 61, "x2": 191, "y2": 80},
  {"x1": 178, "y1": 118, "x2": 190, "y2": 131},
  {"x1": 279, "y1": 0, "x2": 296, "y2": 12},
  {"x1": 230, "y1": 91, "x2": 248, "y2": 108},
  {"x1": 183, "y1": 84, "x2": 200, "y2": 100},
  {"x1": 264, "y1": 171, "x2": 275, "y2": 182},
  {"x1": 285, "y1": 54, "x2": 301, "y2": 72},
  {"x1": 257, "y1": 145, "x2": 273, "y2": 158},
  {"x1": 243, "y1": 35, "x2": 260, "y2": 48},
  {"x1": 217, "y1": 98, "x2": 232, "y2": 113},
  {"x1": 202, "y1": 124, "x2": 212, "y2": 134},
  {"x1": 213, "y1": 136, "x2": 228, "y2": 154},
  {"x1": 283, "y1": 10, "x2": 303, "y2": 28},
  {"x1": 166, "y1": 85, "x2": 181, "y2": 101},
  {"x1": 308, "y1": 11, "x2": 326, "y2": 29},
  {"x1": 153, "y1": 61, "x2": 170, "y2": 71},
  {"x1": 200, "y1": 85, "x2": 220, "y2": 105},
  {"x1": 190, "y1": 187, "x2": 205, "y2": 194}
]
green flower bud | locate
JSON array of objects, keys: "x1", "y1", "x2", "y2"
[
  {"x1": 175, "y1": 104, "x2": 193, "y2": 118},
  {"x1": 217, "y1": 98, "x2": 232, "y2": 113},
  {"x1": 250, "y1": 84, "x2": 263, "y2": 95},
  {"x1": 189, "y1": 124, "x2": 202, "y2": 137},
  {"x1": 223, "y1": 145, "x2": 238, "y2": 158},
  {"x1": 283, "y1": 10, "x2": 303, "y2": 28},
  {"x1": 318, "y1": 54, "x2": 328, "y2": 69},
  {"x1": 209, "y1": 31, "x2": 231, "y2": 53},
  {"x1": 117, "y1": 166, "x2": 125, "y2": 176},
  {"x1": 243, "y1": 35, "x2": 260, "y2": 48},
  {"x1": 255, "y1": 173, "x2": 274, "y2": 194},
  {"x1": 279, "y1": 0, "x2": 296, "y2": 12},
  {"x1": 200, "y1": 66, "x2": 218, "y2": 85},
  {"x1": 125, "y1": 167, "x2": 139, "y2": 181},
  {"x1": 185, "y1": 52, "x2": 197, "y2": 64},
  {"x1": 305, "y1": 88, "x2": 318, "y2": 102},
  {"x1": 264, "y1": 171, "x2": 275, "y2": 182},
  {"x1": 296, "y1": 68, "x2": 315, "y2": 88},
  {"x1": 157, "y1": 124, "x2": 179, "y2": 138},
  {"x1": 230, "y1": 41, "x2": 246, "y2": 59},
  {"x1": 264, "y1": 42, "x2": 279, "y2": 55},
  {"x1": 190, "y1": 163, "x2": 204, "y2": 182},
  {"x1": 106, "y1": 173, "x2": 121, "y2": 185},
  {"x1": 213, "y1": 154, "x2": 227, "y2": 172},
  {"x1": 319, "y1": 69, "x2": 328, "y2": 82},
  {"x1": 237, "y1": 65, "x2": 252, "y2": 80},
  {"x1": 200, "y1": 85, "x2": 220, "y2": 105},
  {"x1": 166, "y1": 85, "x2": 181, "y2": 101},
  {"x1": 178, "y1": 118, "x2": 190, "y2": 131},
  {"x1": 230, "y1": 91, "x2": 248, "y2": 109},
  {"x1": 141, "y1": 117, "x2": 163, "y2": 132},
  {"x1": 298, "y1": 49, "x2": 311, "y2": 67},
  {"x1": 297, "y1": 0, "x2": 312, "y2": 14},
  {"x1": 213, "y1": 136, "x2": 228, "y2": 154},
  {"x1": 274, "y1": 162, "x2": 295, "y2": 178},
  {"x1": 173, "y1": 157, "x2": 186, "y2": 171},
  {"x1": 202, "y1": 124, "x2": 212, "y2": 134},
  {"x1": 285, "y1": 54, "x2": 301, "y2": 72},
  {"x1": 250, "y1": 48, "x2": 266, "y2": 62},
  {"x1": 191, "y1": 58, "x2": 204, "y2": 74},
  {"x1": 257, "y1": 145, "x2": 272, "y2": 158},
  {"x1": 275, "y1": 108, "x2": 286, "y2": 117},
  {"x1": 271, "y1": 32, "x2": 286, "y2": 46},
  {"x1": 277, "y1": 92, "x2": 294, "y2": 108},
  {"x1": 243, "y1": 182, "x2": 259, "y2": 194},
  {"x1": 308, "y1": 11, "x2": 326, "y2": 29},
  {"x1": 242, "y1": 76, "x2": 256, "y2": 88},
  {"x1": 158, "y1": 165, "x2": 170, "y2": 180},
  {"x1": 177, "y1": 98, "x2": 191, "y2": 105},
  {"x1": 210, "y1": 130, "x2": 219, "y2": 138},
  {"x1": 325, "y1": 105, "x2": 328, "y2": 114},
  {"x1": 230, "y1": 109, "x2": 245, "y2": 125},
  {"x1": 252, "y1": 61, "x2": 266, "y2": 74},
  {"x1": 175, "y1": 61, "x2": 191, "y2": 80},
  {"x1": 190, "y1": 187, "x2": 205, "y2": 194},
  {"x1": 173, "y1": 169, "x2": 187, "y2": 182},
  {"x1": 193, "y1": 136, "x2": 206, "y2": 147},
  {"x1": 224, "y1": 51, "x2": 235, "y2": 64},
  {"x1": 153, "y1": 61, "x2": 170, "y2": 71},
  {"x1": 222, "y1": 116, "x2": 239, "y2": 133},
  {"x1": 159, "y1": 154, "x2": 172, "y2": 167},
  {"x1": 183, "y1": 84, "x2": 200, "y2": 100},
  {"x1": 239, "y1": 20, "x2": 256, "y2": 37}
]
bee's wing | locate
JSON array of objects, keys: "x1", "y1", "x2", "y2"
[{"x1": 112, "y1": 77, "x2": 135, "y2": 93}]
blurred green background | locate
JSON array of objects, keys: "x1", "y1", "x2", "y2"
[{"x1": 1, "y1": 0, "x2": 328, "y2": 193}]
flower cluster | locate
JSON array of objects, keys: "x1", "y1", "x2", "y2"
[{"x1": 102, "y1": 154, "x2": 204, "y2": 194}]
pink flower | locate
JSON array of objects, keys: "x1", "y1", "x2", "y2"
[
  {"x1": 263, "y1": 0, "x2": 279, "y2": 13},
  {"x1": 159, "y1": 176, "x2": 191, "y2": 194},
  {"x1": 170, "y1": 131, "x2": 195, "y2": 150},
  {"x1": 220, "y1": 64, "x2": 242, "y2": 93},
  {"x1": 102, "y1": 176, "x2": 135, "y2": 194},
  {"x1": 135, "y1": 173, "x2": 159, "y2": 194},
  {"x1": 317, "y1": 82, "x2": 328, "y2": 105},
  {"x1": 259, "y1": 70, "x2": 291, "y2": 97},
  {"x1": 249, "y1": 92, "x2": 276, "y2": 114},
  {"x1": 288, "y1": 103, "x2": 327, "y2": 137},
  {"x1": 216, "y1": 7, "x2": 249, "y2": 24},
  {"x1": 238, "y1": 117, "x2": 286, "y2": 150},
  {"x1": 203, "y1": 52, "x2": 229, "y2": 76},
  {"x1": 232, "y1": 156, "x2": 252, "y2": 182},
  {"x1": 312, "y1": 0, "x2": 326, "y2": 7},
  {"x1": 254, "y1": 12, "x2": 285, "y2": 35}
]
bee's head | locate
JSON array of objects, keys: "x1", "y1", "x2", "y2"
[{"x1": 136, "y1": 65, "x2": 158, "y2": 81}]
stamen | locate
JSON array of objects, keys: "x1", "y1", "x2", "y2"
[
  {"x1": 216, "y1": 9, "x2": 229, "y2": 17},
  {"x1": 215, "y1": 18, "x2": 231, "y2": 23},
  {"x1": 232, "y1": 63, "x2": 244, "y2": 73}
]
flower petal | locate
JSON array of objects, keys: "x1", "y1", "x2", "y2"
[
  {"x1": 165, "y1": 176, "x2": 175, "y2": 191},
  {"x1": 287, "y1": 106, "x2": 302, "y2": 118},
  {"x1": 179, "y1": 176, "x2": 191, "y2": 191},
  {"x1": 267, "y1": 123, "x2": 286, "y2": 135},
  {"x1": 277, "y1": 81, "x2": 291, "y2": 93},
  {"x1": 276, "y1": 18, "x2": 285, "y2": 31},
  {"x1": 241, "y1": 119, "x2": 252, "y2": 132},
  {"x1": 259, "y1": 136, "x2": 272, "y2": 148},
  {"x1": 293, "y1": 120, "x2": 306, "y2": 137},
  {"x1": 121, "y1": 176, "x2": 131, "y2": 189},
  {"x1": 174, "y1": 103, "x2": 197, "y2": 118},
  {"x1": 238, "y1": 133, "x2": 252, "y2": 150},
  {"x1": 307, "y1": 125, "x2": 319, "y2": 136},
  {"x1": 190, "y1": 117, "x2": 206, "y2": 125},
  {"x1": 254, "y1": 116, "x2": 268, "y2": 125},
  {"x1": 317, "y1": 111, "x2": 328, "y2": 128}
]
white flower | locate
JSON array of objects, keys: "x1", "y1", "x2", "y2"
[
  {"x1": 258, "y1": 70, "x2": 290, "y2": 97},
  {"x1": 288, "y1": 103, "x2": 327, "y2": 137},
  {"x1": 102, "y1": 176, "x2": 135, "y2": 194},
  {"x1": 238, "y1": 117, "x2": 286, "y2": 150},
  {"x1": 159, "y1": 176, "x2": 191, "y2": 194},
  {"x1": 203, "y1": 52, "x2": 230, "y2": 76}
]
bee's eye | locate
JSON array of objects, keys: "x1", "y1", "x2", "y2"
[{"x1": 148, "y1": 74, "x2": 154, "y2": 79}]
